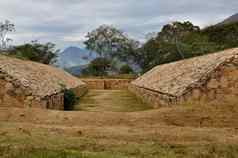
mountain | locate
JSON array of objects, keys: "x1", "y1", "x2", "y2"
[
  {"x1": 220, "y1": 13, "x2": 238, "y2": 25},
  {"x1": 64, "y1": 65, "x2": 88, "y2": 76},
  {"x1": 56, "y1": 46, "x2": 98, "y2": 68}
]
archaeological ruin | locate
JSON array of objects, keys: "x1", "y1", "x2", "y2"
[
  {"x1": 0, "y1": 55, "x2": 87, "y2": 110},
  {"x1": 129, "y1": 48, "x2": 238, "y2": 108}
]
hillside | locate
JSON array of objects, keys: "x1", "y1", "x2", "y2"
[
  {"x1": 220, "y1": 13, "x2": 238, "y2": 25},
  {"x1": 56, "y1": 46, "x2": 97, "y2": 68}
]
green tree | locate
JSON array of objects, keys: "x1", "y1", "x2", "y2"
[
  {"x1": 8, "y1": 41, "x2": 59, "y2": 64},
  {"x1": 138, "y1": 21, "x2": 221, "y2": 72},
  {"x1": 202, "y1": 22, "x2": 238, "y2": 49},
  {"x1": 81, "y1": 57, "x2": 111, "y2": 76},
  {"x1": 119, "y1": 64, "x2": 134, "y2": 74},
  {"x1": 84, "y1": 25, "x2": 139, "y2": 62}
]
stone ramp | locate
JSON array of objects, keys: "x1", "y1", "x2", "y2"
[{"x1": 75, "y1": 90, "x2": 151, "y2": 112}]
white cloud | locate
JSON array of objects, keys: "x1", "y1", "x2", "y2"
[{"x1": 0, "y1": 0, "x2": 237, "y2": 49}]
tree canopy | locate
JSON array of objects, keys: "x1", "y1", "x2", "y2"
[
  {"x1": 81, "y1": 57, "x2": 111, "y2": 76},
  {"x1": 136, "y1": 21, "x2": 232, "y2": 72},
  {"x1": 8, "y1": 41, "x2": 59, "y2": 65},
  {"x1": 0, "y1": 20, "x2": 15, "y2": 50},
  {"x1": 84, "y1": 25, "x2": 139, "y2": 61}
]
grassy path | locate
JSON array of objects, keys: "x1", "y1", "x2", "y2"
[{"x1": 75, "y1": 90, "x2": 151, "y2": 112}]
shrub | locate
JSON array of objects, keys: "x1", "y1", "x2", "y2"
[
  {"x1": 81, "y1": 57, "x2": 111, "y2": 76},
  {"x1": 119, "y1": 65, "x2": 134, "y2": 74},
  {"x1": 64, "y1": 89, "x2": 78, "y2": 111}
]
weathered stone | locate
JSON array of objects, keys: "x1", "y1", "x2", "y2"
[
  {"x1": 81, "y1": 79, "x2": 133, "y2": 90},
  {"x1": 207, "y1": 79, "x2": 219, "y2": 89},
  {"x1": 207, "y1": 90, "x2": 216, "y2": 100},
  {"x1": 129, "y1": 48, "x2": 238, "y2": 107},
  {"x1": 0, "y1": 74, "x2": 5, "y2": 79},
  {"x1": 220, "y1": 77, "x2": 229, "y2": 88},
  {"x1": 192, "y1": 89, "x2": 202, "y2": 100},
  {"x1": 5, "y1": 82, "x2": 14, "y2": 92},
  {"x1": 0, "y1": 55, "x2": 88, "y2": 110},
  {"x1": 26, "y1": 96, "x2": 34, "y2": 101}
]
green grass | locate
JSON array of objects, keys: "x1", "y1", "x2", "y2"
[
  {"x1": 1, "y1": 124, "x2": 238, "y2": 158},
  {"x1": 75, "y1": 90, "x2": 151, "y2": 112},
  {"x1": 1, "y1": 144, "x2": 238, "y2": 158}
]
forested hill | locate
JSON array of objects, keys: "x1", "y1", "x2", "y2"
[{"x1": 219, "y1": 13, "x2": 238, "y2": 25}]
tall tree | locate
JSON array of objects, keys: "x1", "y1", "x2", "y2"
[
  {"x1": 0, "y1": 20, "x2": 15, "y2": 50},
  {"x1": 84, "y1": 25, "x2": 139, "y2": 61},
  {"x1": 138, "y1": 21, "x2": 219, "y2": 72}
]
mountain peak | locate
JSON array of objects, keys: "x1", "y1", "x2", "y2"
[
  {"x1": 220, "y1": 13, "x2": 238, "y2": 25},
  {"x1": 56, "y1": 46, "x2": 98, "y2": 68}
]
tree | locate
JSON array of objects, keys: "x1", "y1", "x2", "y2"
[
  {"x1": 84, "y1": 25, "x2": 139, "y2": 61},
  {"x1": 120, "y1": 64, "x2": 134, "y2": 74},
  {"x1": 138, "y1": 21, "x2": 220, "y2": 72},
  {"x1": 81, "y1": 57, "x2": 111, "y2": 76},
  {"x1": 0, "y1": 20, "x2": 15, "y2": 50},
  {"x1": 8, "y1": 41, "x2": 59, "y2": 64},
  {"x1": 202, "y1": 22, "x2": 238, "y2": 49},
  {"x1": 157, "y1": 21, "x2": 200, "y2": 59}
]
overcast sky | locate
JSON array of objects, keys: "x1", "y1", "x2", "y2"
[{"x1": 0, "y1": 0, "x2": 237, "y2": 50}]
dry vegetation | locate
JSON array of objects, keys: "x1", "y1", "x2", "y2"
[{"x1": 1, "y1": 96, "x2": 238, "y2": 157}]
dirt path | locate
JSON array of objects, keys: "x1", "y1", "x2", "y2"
[{"x1": 75, "y1": 90, "x2": 151, "y2": 112}]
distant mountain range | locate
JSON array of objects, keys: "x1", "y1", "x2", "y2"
[
  {"x1": 57, "y1": 13, "x2": 238, "y2": 76},
  {"x1": 56, "y1": 46, "x2": 97, "y2": 68},
  {"x1": 56, "y1": 46, "x2": 98, "y2": 75},
  {"x1": 219, "y1": 13, "x2": 238, "y2": 25}
]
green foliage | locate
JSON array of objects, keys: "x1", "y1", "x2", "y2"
[
  {"x1": 64, "y1": 89, "x2": 78, "y2": 111},
  {"x1": 202, "y1": 22, "x2": 238, "y2": 49},
  {"x1": 119, "y1": 64, "x2": 134, "y2": 74},
  {"x1": 8, "y1": 41, "x2": 58, "y2": 64},
  {"x1": 2, "y1": 144, "x2": 238, "y2": 158},
  {"x1": 137, "y1": 21, "x2": 238, "y2": 72},
  {"x1": 81, "y1": 57, "x2": 111, "y2": 76},
  {"x1": 84, "y1": 25, "x2": 139, "y2": 72}
]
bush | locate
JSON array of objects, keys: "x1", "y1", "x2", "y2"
[
  {"x1": 7, "y1": 41, "x2": 58, "y2": 65},
  {"x1": 64, "y1": 89, "x2": 78, "y2": 111},
  {"x1": 81, "y1": 57, "x2": 111, "y2": 76},
  {"x1": 119, "y1": 65, "x2": 134, "y2": 74}
]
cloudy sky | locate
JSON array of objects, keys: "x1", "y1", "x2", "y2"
[{"x1": 0, "y1": 0, "x2": 237, "y2": 50}]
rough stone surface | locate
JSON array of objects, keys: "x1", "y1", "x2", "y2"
[
  {"x1": 0, "y1": 55, "x2": 87, "y2": 110},
  {"x1": 81, "y1": 79, "x2": 133, "y2": 90},
  {"x1": 130, "y1": 48, "x2": 238, "y2": 107}
]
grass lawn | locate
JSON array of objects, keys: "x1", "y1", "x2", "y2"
[{"x1": 75, "y1": 90, "x2": 151, "y2": 112}]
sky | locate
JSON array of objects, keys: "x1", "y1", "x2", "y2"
[{"x1": 0, "y1": 0, "x2": 237, "y2": 50}]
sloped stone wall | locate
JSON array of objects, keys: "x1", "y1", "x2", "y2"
[
  {"x1": 0, "y1": 79, "x2": 25, "y2": 108},
  {"x1": 183, "y1": 58, "x2": 238, "y2": 103},
  {"x1": 129, "y1": 58, "x2": 238, "y2": 107},
  {"x1": 0, "y1": 72, "x2": 88, "y2": 110},
  {"x1": 81, "y1": 79, "x2": 133, "y2": 90},
  {"x1": 128, "y1": 85, "x2": 176, "y2": 108},
  {"x1": 0, "y1": 76, "x2": 64, "y2": 109},
  {"x1": 72, "y1": 85, "x2": 88, "y2": 97}
]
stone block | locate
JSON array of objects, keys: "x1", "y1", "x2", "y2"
[
  {"x1": 207, "y1": 79, "x2": 219, "y2": 89},
  {"x1": 207, "y1": 90, "x2": 216, "y2": 100},
  {"x1": 192, "y1": 89, "x2": 202, "y2": 100},
  {"x1": 220, "y1": 77, "x2": 229, "y2": 88}
]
